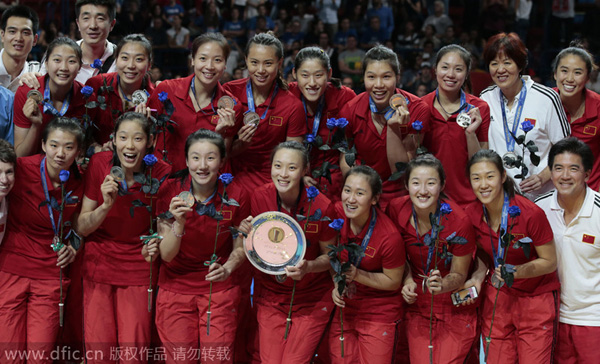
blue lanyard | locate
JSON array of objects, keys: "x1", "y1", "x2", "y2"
[
  {"x1": 435, "y1": 88, "x2": 472, "y2": 115},
  {"x1": 117, "y1": 75, "x2": 134, "y2": 103},
  {"x1": 190, "y1": 180, "x2": 218, "y2": 204},
  {"x1": 43, "y1": 83, "x2": 71, "y2": 116},
  {"x1": 411, "y1": 205, "x2": 441, "y2": 274},
  {"x1": 190, "y1": 77, "x2": 216, "y2": 115},
  {"x1": 483, "y1": 191, "x2": 510, "y2": 268},
  {"x1": 369, "y1": 96, "x2": 395, "y2": 120},
  {"x1": 500, "y1": 78, "x2": 527, "y2": 152},
  {"x1": 353, "y1": 207, "x2": 377, "y2": 269},
  {"x1": 40, "y1": 157, "x2": 61, "y2": 236},
  {"x1": 246, "y1": 80, "x2": 279, "y2": 120},
  {"x1": 302, "y1": 95, "x2": 325, "y2": 138}
]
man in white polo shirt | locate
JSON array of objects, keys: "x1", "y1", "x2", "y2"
[{"x1": 535, "y1": 137, "x2": 600, "y2": 364}]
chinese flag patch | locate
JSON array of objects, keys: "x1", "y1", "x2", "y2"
[
  {"x1": 582, "y1": 234, "x2": 596, "y2": 245},
  {"x1": 524, "y1": 118, "x2": 536, "y2": 127},
  {"x1": 583, "y1": 125, "x2": 597, "y2": 136}
]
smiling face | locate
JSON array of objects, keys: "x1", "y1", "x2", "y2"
[
  {"x1": 551, "y1": 152, "x2": 589, "y2": 199},
  {"x1": 114, "y1": 120, "x2": 153, "y2": 173},
  {"x1": 246, "y1": 44, "x2": 282, "y2": 92},
  {"x1": 408, "y1": 166, "x2": 444, "y2": 214},
  {"x1": 469, "y1": 160, "x2": 506, "y2": 207},
  {"x1": 0, "y1": 160, "x2": 15, "y2": 200},
  {"x1": 77, "y1": 4, "x2": 115, "y2": 47},
  {"x1": 554, "y1": 54, "x2": 588, "y2": 100},
  {"x1": 191, "y1": 41, "x2": 226, "y2": 90},
  {"x1": 436, "y1": 51, "x2": 467, "y2": 95},
  {"x1": 341, "y1": 173, "x2": 378, "y2": 222},
  {"x1": 488, "y1": 52, "x2": 521, "y2": 94},
  {"x1": 293, "y1": 58, "x2": 331, "y2": 104},
  {"x1": 0, "y1": 16, "x2": 37, "y2": 62},
  {"x1": 271, "y1": 148, "x2": 306, "y2": 197},
  {"x1": 45, "y1": 45, "x2": 81, "y2": 90},
  {"x1": 42, "y1": 129, "x2": 80, "y2": 176},
  {"x1": 186, "y1": 140, "x2": 223, "y2": 189},
  {"x1": 364, "y1": 60, "x2": 398, "y2": 110},
  {"x1": 116, "y1": 42, "x2": 150, "y2": 89}
]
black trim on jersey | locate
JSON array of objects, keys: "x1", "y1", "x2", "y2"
[
  {"x1": 479, "y1": 85, "x2": 497, "y2": 97},
  {"x1": 531, "y1": 83, "x2": 570, "y2": 137},
  {"x1": 534, "y1": 190, "x2": 554, "y2": 203}
]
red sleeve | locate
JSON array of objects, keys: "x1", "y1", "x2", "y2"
[
  {"x1": 286, "y1": 97, "x2": 308, "y2": 138},
  {"x1": 232, "y1": 186, "x2": 251, "y2": 226},
  {"x1": 339, "y1": 86, "x2": 357, "y2": 106},
  {"x1": 380, "y1": 227, "x2": 406, "y2": 269},
  {"x1": 156, "y1": 178, "x2": 176, "y2": 217},
  {"x1": 83, "y1": 152, "x2": 106, "y2": 202},
  {"x1": 407, "y1": 95, "x2": 431, "y2": 133},
  {"x1": 317, "y1": 196, "x2": 337, "y2": 242},
  {"x1": 476, "y1": 99, "x2": 490, "y2": 143},
  {"x1": 13, "y1": 84, "x2": 34, "y2": 128},
  {"x1": 526, "y1": 202, "x2": 554, "y2": 247}
]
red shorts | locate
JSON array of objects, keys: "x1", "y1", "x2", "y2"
[
  {"x1": 405, "y1": 308, "x2": 477, "y2": 364},
  {"x1": 83, "y1": 280, "x2": 153, "y2": 363},
  {"x1": 155, "y1": 285, "x2": 241, "y2": 364},
  {"x1": 0, "y1": 270, "x2": 69, "y2": 364},
  {"x1": 554, "y1": 322, "x2": 600, "y2": 364},
  {"x1": 255, "y1": 289, "x2": 334, "y2": 364},
  {"x1": 481, "y1": 284, "x2": 559, "y2": 364}
]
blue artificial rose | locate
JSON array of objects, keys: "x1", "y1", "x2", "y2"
[
  {"x1": 91, "y1": 59, "x2": 103, "y2": 69},
  {"x1": 329, "y1": 218, "x2": 344, "y2": 231},
  {"x1": 521, "y1": 120, "x2": 534, "y2": 133},
  {"x1": 306, "y1": 133, "x2": 315, "y2": 143},
  {"x1": 440, "y1": 202, "x2": 452, "y2": 215},
  {"x1": 219, "y1": 173, "x2": 234, "y2": 186},
  {"x1": 508, "y1": 205, "x2": 521, "y2": 218},
  {"x1": 336, "y1": 118, "x2": 349, "y2": 129},
  {"x1": 158, "y1": 91, "x2": 168, "y2": 102},
  {"x1": 306, "y1": 186, "x2": 320, "y2": 200},
  {"x1": 412, "y1": 120, "x2": 423, "y2": 131},
  {"x1": 59, "y1": 169, "x2": 70, "y2": 183},
  {"x1": 326, "y1": 118, "x2": 337, "y2": 130},
  {"x1": 143, "y1": 154, "x2": 158, "y2": 167},
  {"x1": 81, "y1": 85, "x2": 94, "y2": 98}
]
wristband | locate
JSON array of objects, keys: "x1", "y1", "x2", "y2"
[{"x1": 171, "y1": 222, "x2": 185, "y2": 238}]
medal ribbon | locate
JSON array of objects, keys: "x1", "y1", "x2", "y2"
[
  {"x1": 43, "y1": 82, "x2": 71, "y2": 116},
  {"x1": 190, "y1": 77, "x2": 216, "y2": 115},
  {"x1": 353, "y1": 207, "x2": 377, "y2": 269},
  {"x1": 246, "y1": 80, "x2": 279, "y2": 120},
  {"x1": 483, "y1": 191, "x2": 510, "y2": 268},
  {"x1": 40, "y1": 157, "x2": 61, "y2": 237},
  {"x1": 369, "y1": 96, "x2": 395, "y2": 120},
  {"x1": 411, "y1": 204, "x2": 442, "y2": 274},
  {"x1": 302, "y1": 95, "x2": 325, "y2": 138},
  {"x1": 500, "y1": 78, "x2": 527, "y2": 152},
  {"x1": 435, "y1": 88, "x2": 472, "y2": 116}
]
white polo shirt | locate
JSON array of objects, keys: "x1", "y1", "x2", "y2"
[
  {"x1": 481, "y1": 76, "x2": 570, "y2": 199},
  {"x1": 536, "y1": 187, "x2": 600, "y2": 326},
  {"x1": 0, "y1": 49, "x2": 40, "y2": 93}
]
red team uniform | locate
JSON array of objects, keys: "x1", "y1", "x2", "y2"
[
  {"x1": 387, "y1": 197, "x2": 477, "y2": 364},
  {"x1": 421, "y1": 91, "x2": 490, "y2": 206},
  {"x1": 85, "y1": 72, "x2": 156, "y2": 144},
  {"x1": 339, "y1": 90, "x2": 430, "y2": 209},
  {"x1": 466, "y1": 195, "x2": 560, "y2": 364},
  {"x1": 223, "y1": 79, "x2": 307, "y2": 191},
  {"x1": 250, "y1": 183, "x2": 336, "y2": 363},
  {"x1": 288, "y1": 82, "x2": 356, "y2": 201},
  {"x1": 148, "y1": 75, "x2": 244, "y2": 172},
  {"x1": 0, "y1": 155, "x2": 84, "y2": 361},
  {"x1": 155, "y1": 177, "x2": 250, "y2": 364},
  {"x1": 81, "y1": 151, "x2": 171, "y2": 362},
  {"x1": 329, "y1": 202, "x2": 405, "y2": 364}
]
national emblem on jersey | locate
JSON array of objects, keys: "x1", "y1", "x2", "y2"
[
  {"x1": 582, "y1": 234, "x2": 596, "y2": 245},
  {"x1": 583, "y1": 125, "x2": 597, "y2": 136},
  {"x1": 524, "y1": 118, "x2": 536, "y2": 127}
]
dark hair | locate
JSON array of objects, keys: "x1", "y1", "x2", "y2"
[
  {"x1": 42, "y1": 117, "x2": 85, "y2": 149},
  {"x1": 191, "y1": 32, "x2": 231, "y2": 61},
  {"x1": 116, "y1": 33, "x2": 153, "y2": 64},
  {"x1": 44, "y1": 37, "x2": 83, "y2": 66},
  {"x1": 404, "y1": 154, "x2": 448, "y2": 199},
  {"x1": 344, "y1": 165, "x2": 383, "y2": 198},
  {"x1": 111, "y1": 112, "x2": 154, "y2": 166},
  {"x1": 551, "y1": 40, "x2": 597, "y2": 77},
  {"x1": 548, "y1": 137, "x2": 594, "y2": 172},
  {"x1": 483, "y1": 32, "x2": 528, "y2": 74},
  {"x1": 363, "y1": 45, "x2": 401, "y2": 77},
  {"x1": 434, "y1": 44, "x2": 472, "y2": 73},
  {"x1": 0, "y1": 5, "x2": 39, "y2": 34},
  {"x1": 185, "y1": 129, "x2": 226, "y2": 160},
  {"x1": 270, "y1": 140, "x2": 309, "y2": 169},
  {"x1": 467, "y1": 149, "x2": 516, "y2": 198},
  {"x1": 246, "y1": 32, "x2": 288, "y2": 90},
  {"x1": 293, "y1": 46, "x2": 342, "y2": 89},
  {"x1": 0, "y1": 139, "x2": 16, "y2": 166},
  {"x1": 75, "y1": 0, "x2": 117, "y2": 22}
]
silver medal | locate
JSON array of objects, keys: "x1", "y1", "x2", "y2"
[{"x1": 456, "y1": 113, "x2": 472, "y2": 128}]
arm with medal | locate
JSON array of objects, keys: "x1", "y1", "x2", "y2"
[
  {"x1": 14, "y1": 89, "x2": 44, "y2": 157},
  {"x1": 75, "y1": 169, "x2": 119, "y2": 237},
  {"x1": 385, "y1": 94, "x2": 411, "y2": 172}
]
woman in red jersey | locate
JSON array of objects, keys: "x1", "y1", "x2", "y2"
[
  {"x1": 0, "y1": 117, "x2": 84, "y2": 360},
  {"x1": 339, "y1": 45, "x2": 430, "y2": 210},
  {"x1": 289, "y1": 46, "x2": 356, "y2": 201},
  {"x1": 421, "y1": 45, "x2": 490, "y2": 206},
  {"x1": 387, "y1": 155, "x2": 477, "y2": 363}
]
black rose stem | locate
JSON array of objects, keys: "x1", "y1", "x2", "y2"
[
  {"x1": 428, "y1": 235, "x2": 439, "y2": 364},
  {"x1": 59, "y1": 179, "x2": 65, "y2": 327}
]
